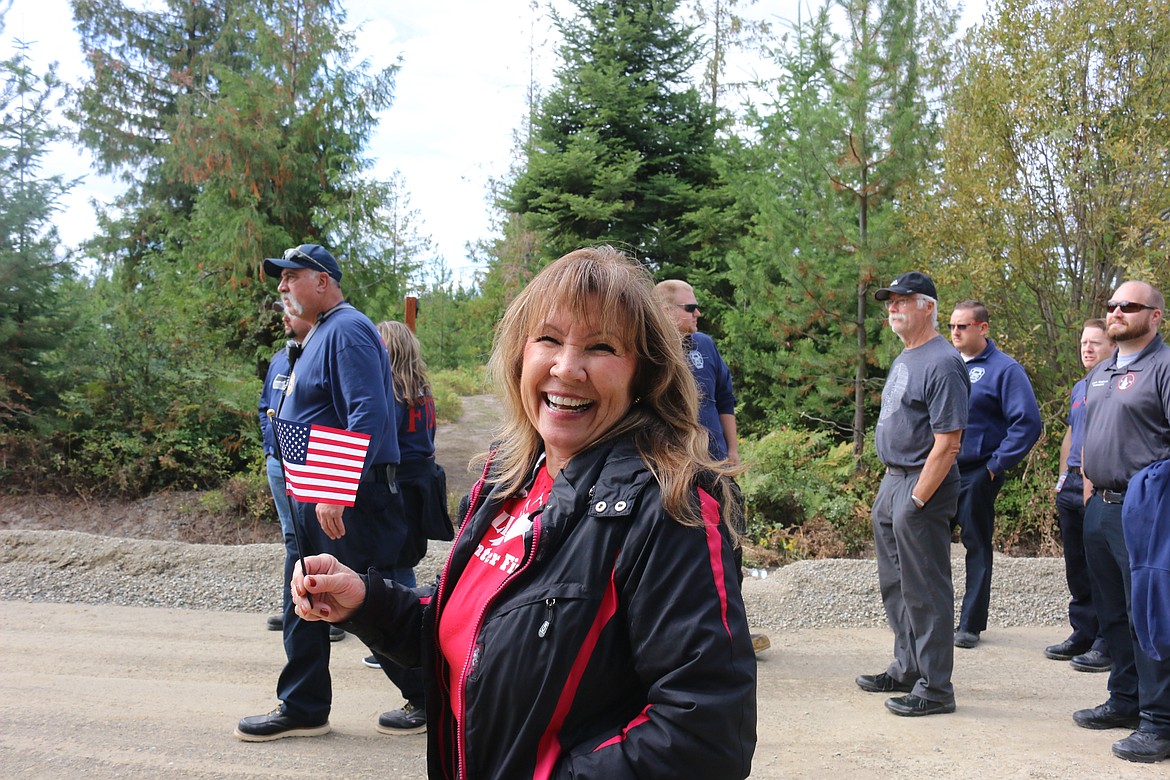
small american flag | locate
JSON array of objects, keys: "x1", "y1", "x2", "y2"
[{"x1": 273, "y1": 418, "x2": 371, "y2": 506}]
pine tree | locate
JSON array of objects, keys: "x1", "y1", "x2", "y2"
[
  {"x1": 53, "y1": 0, "x2": 408, "y2": 493},
  {"x1": 722, "y1": 0, "x2": 956, "y2": 462},
  {"x1": 0, "y1": 44, "x2": 76, "y2": 428},
  {"x1": 505, "y1": 0, "x2": 720, "y2": 271}
]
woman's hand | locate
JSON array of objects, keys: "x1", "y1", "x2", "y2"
[{"x1": 291, "y1": 553, "x2": 367, "y2": 623}]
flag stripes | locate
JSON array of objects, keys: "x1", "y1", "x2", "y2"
[{"x1": 273, "y1": 417, "x2": 371, "y2": 507}]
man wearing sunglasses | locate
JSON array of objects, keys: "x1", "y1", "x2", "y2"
[
  {"x1": 947, "y1": 301, "x2": 1042, "y2": 651},
  {"x1": 655, "y1": 280, "x2": 738, "y2": 464},
  {"x1": 237, "y1": 244, "x2": 408, "y2": 742},
  {"x1": 1076, "y1": 280, "x2": 1170, "y2": 763},
  {"x1": 655, "y1": 279, "x2": 771, "y2": 654}
]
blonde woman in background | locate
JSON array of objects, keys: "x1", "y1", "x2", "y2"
[{"x1": 370, "y1": 320, "x2": 453, "y2": 735}]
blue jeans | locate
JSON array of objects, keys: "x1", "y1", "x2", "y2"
[
  {"x1": 266, "y1": 456, "x2": 298, "y2": 616},
  {"x1": 276, "y1": 480, "x2": 408, "y2": 722}
]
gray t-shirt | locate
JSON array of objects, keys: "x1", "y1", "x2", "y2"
[
  {"x1": 876, "y1": 334, "x2": 969, "y2": 469},
  {"x1": 1083, "y1": 334, "x2": 1170, "y2": 490}
]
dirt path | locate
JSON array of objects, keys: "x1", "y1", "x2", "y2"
[
  {"x1": 1, "y1": 600, "x2": 1158, "y2": 779},
  {"x1": 434, "y1": 393, "x2": 500, "y2": 486}
]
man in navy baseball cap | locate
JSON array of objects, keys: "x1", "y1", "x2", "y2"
[
  {"x1": 875, "y1": 271, "x2": 937, "y2": 302},
  {"x1": 263, "y1": 244, "x2": 342, "y2": 283}
]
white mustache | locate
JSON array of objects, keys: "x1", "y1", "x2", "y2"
[
  {"x1": 888, "y1": 313, "x2": 907, "y2": 323},
  {"x1": 282, "y1": 296, "x2": 304, "y2": 316}
]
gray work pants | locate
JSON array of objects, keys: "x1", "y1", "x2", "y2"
[{"x1": 872, "y1": 469, "x2": 960, "y2": 704}]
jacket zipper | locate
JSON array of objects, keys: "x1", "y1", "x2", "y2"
[
  {"x1": 452, "y1": 500, "x2": 545, "y2": 777},
  {"x1": 434, "y1": 454, "x2": 494, "y2": 779},
  {"x1": 538, "y1": 598, "x2": 556, "y2": 639}
]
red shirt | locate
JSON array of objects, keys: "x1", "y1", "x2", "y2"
[{"x1": 439, "y1": 465, "x2": 554, "y2": 723}]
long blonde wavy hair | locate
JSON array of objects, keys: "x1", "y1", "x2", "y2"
[
  {"x1": 377, "y1": 320, "x2": 430, "y2": 405},
  {"x1": 485, "y1": 246, "x2": 737, "y2": 528}
]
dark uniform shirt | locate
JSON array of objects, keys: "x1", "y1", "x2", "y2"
[{"x1": 1083, "y1": 333, "x2": 1170, "y2": 491}]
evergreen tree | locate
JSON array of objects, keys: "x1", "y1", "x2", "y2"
[
  {"x1": 692, "y1": 0, "x2": 769, "y2": 117},
  {"x1": 505, "y1": 0, "x2": 720, "y2": 272},
  {"x1": 47, "y1": 0, "x2": 407, "y2": 494},
  {"x1": 70, "y1": 0, "x2": 399, "y2": 335},
  {"x1": 0, "y1": 43, "x2": 76, "y2": 428},
  {"x1": 330, "y1": 172, "x2": 436, "y2": 323},
  {"x1": 721, "y1": 0, "x2": 955, "y2": 462}
]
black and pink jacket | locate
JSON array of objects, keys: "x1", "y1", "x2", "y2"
[{"x1": 348, "y1": 436, "x2": 757, "y2": 779}]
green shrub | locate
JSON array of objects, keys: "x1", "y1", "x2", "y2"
[
  {"x1": 432, "y1": 366, "x2": 493, "y2": 422},
  {"x1": 738, "y1": 427, "x2": 881, "y2": 563},
  {"x1": 994, "y1": 444, "x2": 1062, "y2": 555},
  {"x1": 432, "y1": 365, "x2": 491, "y2": 396},
  {"x1": 201, "y1": 469, "x2": 274, "y2": 524},
  {"x1": 431, "y1": 383, "x2": 463, "y2": 424}
]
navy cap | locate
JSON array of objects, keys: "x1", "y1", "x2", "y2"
[
  {"x1": 874, "y1": 271, "x2": 937, "y2": 301},
  {"x1": 263, "y1": 244, "x2": 342, "y2": 283}
]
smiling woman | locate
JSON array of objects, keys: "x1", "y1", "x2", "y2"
[
  {"x1": 486, "y1": 246, "x2": 728, "y2": 519},
  {"x1": 288, "y1": 245, "x2": 758, "y2": 779},
  {"x1": 518, "y1": 308, "x2": 637, "y2": 474}
]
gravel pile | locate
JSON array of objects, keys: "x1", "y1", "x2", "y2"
[{"x1": 0, "y1": 529, "x2": 1069, "y2": 632}]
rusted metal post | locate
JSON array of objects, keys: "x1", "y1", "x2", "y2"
[{"x1": 405, "y1": 296, "x2": 418, "y2": 332}]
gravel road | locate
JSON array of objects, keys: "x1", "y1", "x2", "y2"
[
  {"x1": 5, "y1": 528, "x2": 1160, "y2": 779},
  {"x1": 0, "y1": 528, "x2": 1071, "y2": 633}
]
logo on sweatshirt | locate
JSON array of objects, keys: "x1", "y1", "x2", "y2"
[
  {"x1": 968, "y1": 367, "x2": 986, "y2": 384},
  {"x1": 1118, "y1": 372, "x2": 1137, "y2": 391}
]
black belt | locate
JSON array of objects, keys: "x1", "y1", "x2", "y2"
[
  {"x1": 1098, "y1": 488, "x2": 1126, "y2": 504},
  {"x1": 885, "y1": 465, "x2": 922, "y2": 476},
  {"x1": 1067, "y1": 466, "x2": 1081, "y2": 476},
  {"x1": 364, "y1": 463, "x2": 397, "y2": 484}
]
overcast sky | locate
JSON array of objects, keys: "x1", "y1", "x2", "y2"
[{"x1": 0, "y1": 0, "x2": 987, "y2": 284}]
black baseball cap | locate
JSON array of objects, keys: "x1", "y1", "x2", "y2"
[
  {"x1": 263, "y1": 244, "x2": 342, "y2": 282},
  {"x1": 874, "y1": 271, "x2": 937, "y2": 301}
]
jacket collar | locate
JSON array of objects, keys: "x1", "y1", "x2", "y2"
[{"x1": 965, "y1": 338, "x2": 998, "y2": 363}]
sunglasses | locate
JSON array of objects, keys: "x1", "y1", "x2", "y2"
[
  {"x1": 284, "y1": 247, "x2": 330, "y2": 275},
  {"x1": 1106, "y1": 300, "x2": 1156, "y2": 314},
  {"x1": 948, "y1": 322, "x2": 984, "y2": 331},
  {"x1": 675, "y1": 303, "x2": 700, "y2": 313}
]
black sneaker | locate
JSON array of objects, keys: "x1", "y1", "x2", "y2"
[
  {"x1": 235, "y1": 706, "x2": 330, "y2": 742},
  {"x1": 266, "y1": 614, "x2": 283, "y2": 631},
  {"x1": 856, "y1": 672, "x2": 914, "y2": 693},
  {"x1": 329, "y1": 625, "x2": 345, "y2": 642},
  {"x1": 363, "y1": 655, "x2": 382, "y2": 669},
  {"x1": 1070, "y1": 649, "x2": 1112, "y2": 672},
  {"x1": 1073, "y1": 701, "x2": 1140, "y2": 730},
  {"x1": 1044, "y1": 638, "x2": 1090, "y2": 660},
  {"x1": 376, "y1": 702, "x2": 426, "y2": 735},
  {"x1": 1113, "y1": 729, "x2": 1170, "y2": 763},
  {"x1": 885, "y1": 694, "x2": 956, "y2": 717}
]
